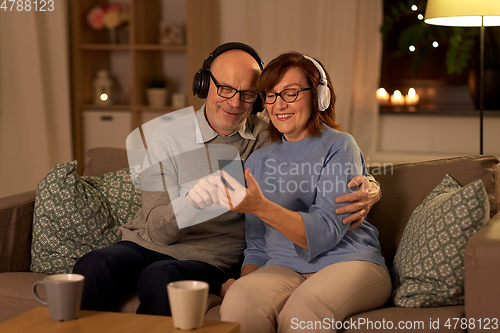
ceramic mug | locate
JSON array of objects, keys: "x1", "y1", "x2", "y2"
[
  {"x1": 32, "y1": 273, "x2": 85, "y2": 321},
  {"x1": 167, "y1": 280, "x2": 209, "y2": 330}
]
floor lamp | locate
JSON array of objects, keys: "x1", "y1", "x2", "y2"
[{"x1": 424, "y1": 0, "x2": 500, "y2": 155}]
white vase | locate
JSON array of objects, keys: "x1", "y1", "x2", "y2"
[{"x1": 147, "y1": 88, "x2": 168, "y2": 107}]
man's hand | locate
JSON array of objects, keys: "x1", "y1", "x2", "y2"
[
  {"x1": 186, "y1": 175, "x2": 220, "y2": 209},
  {"x1": 335, "y1": 176, "x2": 380, "y2": 231},
  {"x1": 220, "y1": 278, "x2": 236, "y2": 299}
]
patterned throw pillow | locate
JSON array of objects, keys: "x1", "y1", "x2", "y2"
[
  {"x1": 31, "y1": 161, "x2": 141, "y2": 274},
  {"x1": 392, "y1": 174, "x2": 489, "y2": 307}
]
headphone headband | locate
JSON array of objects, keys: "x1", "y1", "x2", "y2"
[
  {"x1": 303, "y1": 55, "x2": 331, "y2": 111},
  {"x1": 202, "y1": 42, "x2": 264, "y2": 72}
]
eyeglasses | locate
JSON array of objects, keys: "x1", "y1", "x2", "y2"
[
  {"x1": 209, "y1": 72, "x2": 259, "y2": 103},
  {"x1": 261, "y1": 88, "x2": 312, "y2": 105}
]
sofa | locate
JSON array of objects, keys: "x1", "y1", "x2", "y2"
[{"x1": 0, "y1": 148, "x2": 499, "y2": 332}]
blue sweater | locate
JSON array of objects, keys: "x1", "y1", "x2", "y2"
[{"x1": 242, "y1": 126, "x2": 387, "y2": 273}]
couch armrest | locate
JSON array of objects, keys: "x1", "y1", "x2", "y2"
[
  {"x1": 0, "y1": 190, "x2": 36, "y2": 273},
  {"x1": 464, "y1": 211, "x2": 500, "y2": 331}
]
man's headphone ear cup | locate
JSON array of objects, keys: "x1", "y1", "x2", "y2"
[
  {"x1": 192, "y1": 70, "x2": 211, "y2": 99},
  {"x1": 192, "y1": 71, "x2": 202, "y2": 97},
  {"x1": 252, "y1": 95, "x2": 263, "y2": 114},
  {"x1": 317, "y1": 85, "x2": 331, "y2": 111}
]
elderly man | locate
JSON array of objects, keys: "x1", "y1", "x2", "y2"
[{"x1": 73, "y1": 42, "x2": 380, "y2": 316}]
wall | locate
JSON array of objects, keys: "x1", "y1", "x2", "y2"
[{"x1": 369, "y1": 113, "x2": 500, "y2": 165}]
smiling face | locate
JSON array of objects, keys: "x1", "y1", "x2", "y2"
[
  {"x1": 205, "y1": 50, "x2": 261, "y2": 136},
  {"x1": 266, "y1": 67, "x2": 312, "y2": 142}
]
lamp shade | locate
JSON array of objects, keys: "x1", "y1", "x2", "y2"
[{"x1": 425, "y1": 0, "x2": 500, "y2": 26}]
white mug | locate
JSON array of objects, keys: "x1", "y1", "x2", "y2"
[
  {"x1": 167, "y1": 280, "x2": 209, "y2": 330},
  {"x1": 32, "y1": 273, "x2": 85, "y2": 321}
]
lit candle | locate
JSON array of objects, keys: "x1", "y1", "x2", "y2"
[
  {"x1": 405, "y1": 87, "x2": 420, "y2": 106},
  {"x1": 391, "y1": 90, "x2": 405, "y2": 106},
  {"x1": 376, "y1": 88, "x2": 390, "y2": 106}
]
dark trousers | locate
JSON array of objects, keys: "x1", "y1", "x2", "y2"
[{"x1": 72, "y1": 241, "x2": 228, "y2": 316}]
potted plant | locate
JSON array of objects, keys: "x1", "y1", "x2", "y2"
[
  {"x1": 146, "y1": 73, "x2": 169, "y2": 108},
  {"x1": 382, "y1": 0, "x2": 500, "y2": 109}
]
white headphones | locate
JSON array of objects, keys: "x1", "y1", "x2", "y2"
[{"x1": 303, "y1": 55, "x2": 331, "y2": 111}]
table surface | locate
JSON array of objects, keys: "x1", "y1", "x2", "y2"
[{"x1": 0, "y1": 307, "x2": 239, "y2": 333}]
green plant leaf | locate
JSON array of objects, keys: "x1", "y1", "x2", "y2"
[{"x1": 445, "y1": 30, "x2": 476, "y2": 74}]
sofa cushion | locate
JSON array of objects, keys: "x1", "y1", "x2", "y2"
[
  {"x1": 367, "y1": 155, "x2": 499, "y2": 270},
  {"x1": 31, "y1": 161, "x2": 141, "y2": 274},
  {"x1": 391, "y1": 175, "x2": 489, "y2": 308}
]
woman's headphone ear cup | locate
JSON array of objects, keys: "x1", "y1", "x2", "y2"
[
  {"x1": 317, "y1": 85, "x2": 331, "y2": 111},
  {"x1": 302, "y1": 55, "x2": 331, "y2": 112}
]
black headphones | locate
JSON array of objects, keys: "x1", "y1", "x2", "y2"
[{"x1": 192, "y1": 42, "x2": 265, "y2": 114}]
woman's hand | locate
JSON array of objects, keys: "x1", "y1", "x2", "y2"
[
  {"x1": 220, "y1": 278, "x2": 236, "y2": 299},
  {"x1": 219, "y1": 170, "x2": 308, "y2": 249},
  {"x1": 217, "y1": 168, "x2": 267, "y2": 215}
]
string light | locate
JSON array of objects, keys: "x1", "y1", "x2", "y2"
[
  {"x1": 411, "y1": 5, "x2": 418, "y2": 11},
  {"x1": 409, "y1": 45, "x2": 416, "y2": 52},
  {"x1": 432, "y1": 41, "x2": 439, "y2": 48},
  {"x1": 100, "y1": 93, "x2": 109, "y2": 101},
  {"x1": 418, "y1": 14, "x2": 424, "y2": 20}
]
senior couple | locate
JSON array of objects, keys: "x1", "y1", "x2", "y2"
[{"x1": 73, "y1": 42, "x2": 391, "y2": 333}]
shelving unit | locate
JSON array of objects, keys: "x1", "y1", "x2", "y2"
[{"x1": 70, "y1": 0, "x2": 220, "y2": 172}]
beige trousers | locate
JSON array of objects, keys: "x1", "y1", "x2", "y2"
[{"x1": 220, "y1": 261, "x2": 391, "y2": 333}]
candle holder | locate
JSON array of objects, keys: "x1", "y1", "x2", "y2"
[{"x1": 93, "y1": 70, "x2": 112, "y2": 105}]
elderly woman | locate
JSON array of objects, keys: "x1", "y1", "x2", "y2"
[{"x1": 217, "y1": 52, "x2": 391, "y2": 333}]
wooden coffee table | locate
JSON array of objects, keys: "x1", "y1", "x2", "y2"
[{"x1": 0, "y1": 307, "x2": 239, "y2": 333}]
